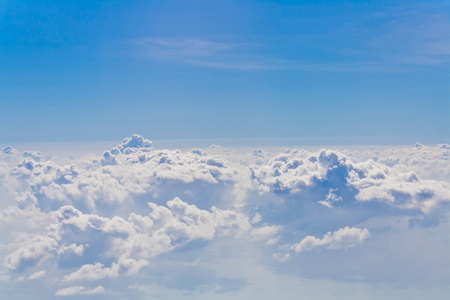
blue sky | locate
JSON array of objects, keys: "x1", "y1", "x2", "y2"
[
  {"x1": 1, "y1": 3, "x2": 450, "y2": 298},
  {"x1": 0, "y1": 0, "x2": 449, "y2": 144}
]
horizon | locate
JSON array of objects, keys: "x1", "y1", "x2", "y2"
[{"x1": 1, "y1": 1, "x2": 449, "y2": 299}]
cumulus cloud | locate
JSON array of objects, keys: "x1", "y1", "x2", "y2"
[
  {"x1": 3, "y1": 195, "x2": 250, "y2": 284},
  {"x1": 4, "y1": 235, "x2": 58, "y2": 271},
  {"x1": 341, "y1": 143, "x2": 450, "y2": 181},
  {"x1": 22, "y1": 151, "x2": 42, "y2": 162},
  {"x1": 55, "y1": 285, "x2": 105, "y2": 296},
  {"x1": 62, "y1": 262, "x2": 122, "y2": 282},
  {"x1": 249, "y1": 148, "x2": 450, "y2": 225},
  {"x1": 251, "y1": 225, "x2": 282, "y2": 241},
  {"x1": 28, "y1": 270, "x2": 46, "y2": 280},
  {"x1": 1, "y1": 146, "x2": 19, "y2": 156},
  {"x1": 1, "y1": 136, "x2": 450, "y2": 298},
  {"x1": 291, "y1": 226, "x2": 370, "y2": 253},
  {"x1": 1, "y1": 135, "x2": 246, "y2": 222},
  {"x1": 115, "y1": 134, "x2": 153, "y2": 154}
]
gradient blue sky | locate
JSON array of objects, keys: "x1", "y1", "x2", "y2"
[{"x1": 1, "y1": 0, "x2": 448, "y2": 144}]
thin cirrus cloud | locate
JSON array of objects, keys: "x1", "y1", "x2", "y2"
[
  {"x1": 133, "y1": 37, "x2": 370, "y2": 72},
  {"x1": 367, "y1": 9, "x2": 450, "y2": 65},
  {"x1": 128, "y1": 5, "x2": 450, "y2": 72},
  {"x1": 132, "y1": 36, "x2": 449, "y2": 73},
  {"x1": 133, "y1": 37, "x2": 289, "y2": 71}
]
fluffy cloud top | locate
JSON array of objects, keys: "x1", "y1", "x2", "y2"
[
  {"x1": 4, "y1": 136, "x2": 241, "y2": 215},
  {"x1": 1, "y1": 135, "x2": 449, "y2": 298},
  {"x1": 249, "y1": 149, "x2": 450, "y2": 224},
  {"x1": 54, "y1": 285, "x2": 105, "y2": 296},
  {"x1": 28, "y1": 270, "x2": 46, "y2": 280},
  {"x1": 291, "y1": 227, "x2": 370, "y2": 253},
  {"x1": 4, "y1": 196, "x2": 250, "y2": 283}
]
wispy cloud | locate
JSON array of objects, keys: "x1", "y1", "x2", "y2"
[
  {"x1": 133, "y1": 37, "x2": 284, "y2": 71},
  {"x1": 129, "y1": 4, "x2": 449, "y2": 72},
  {"x1": 365, "y1": 7, "x2": 450, "y2": 66},
  {"x1": 140, "y1": 38, "x2": 233, "y2": 57},
  {"x1": 132, "y1": 34, "x2": 447, "y2": 72},
  {"x1": 133, "y1": 38, "x2": 390, "y2": 72}
]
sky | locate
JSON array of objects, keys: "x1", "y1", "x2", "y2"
[
  {"x1": 1, "y1": 1, "x2": 450, "y2": 299},
  {"x1": 0, "y1": 0, "x2": 449, "y2": 144}
]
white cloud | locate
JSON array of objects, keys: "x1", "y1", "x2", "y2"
[
  {"x1": 251, "y1": 225, "x2": 282, "y2": 241},
  {"x1": 22, "y1": 150, "x2": 42, "y2": 162},
  {"x1": 1, "y1": 145, "x2": 19, "y2": 157},
  {"x1": 319, "y1": 189, "x2": 343, "y2": 208},
  {"x1": 1, "y1": 136, "x2": 450, "y2": 297},
  {"x1": 3, "y1": 191, "x2": 250, "y2": 283},
  {"x1": 62, "y1": 262, "x2": 120, "y2": 282},
  {"x1": 116, "y1": 134, "x2": 153, "y2": 154},
  {"x1": 2, "y1": 135, "x2": 244, "y2": 220},
  {"x1": 4, "y1": 235, "x2": 58, "y2": 271},
  {"x1": 291, "y1": 227, "x2": 370, "y2": 253},
  {"x1": 55, "y1": 285, "x2": 105, "y2": 296},
  {"x1": 28, "y1": 270, "x2": 46, "y2": 280},
  {"x1": 345, "y1": 143, "x2": 450, "y2": 181},
  {"x1": 249, "y1": 148, "x2": 450, "y2": 224},
  {"x1": 57, "y1": 243, "x2": 87, "y2": 257}
]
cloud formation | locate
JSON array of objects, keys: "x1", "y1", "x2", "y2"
[
  {"x1": 54, "y1": 285, "x2": 105, "y2": 296},
  {"x1": 291, "y1": 227, "x2": 370, "y2": 253},
  {"x1": 1, "y1": 135, "x2": 449, "y2": 298},
  {"x1": 249, "y1": 148, "x2": 450, "y2": 226}
]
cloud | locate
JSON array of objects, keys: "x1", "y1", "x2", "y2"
[
  {"x1": 291, "y1": 227, "x2": 370, "y2": 253},
  {"x1": 134, "y1": 38, "x2": 292, "y2": 71},
  {"x1": 349, "y1": 143, "x2": 450, "y2": 181},
  {"x1": 22, "y1": 151, "x2": 42, "y2": 162},
  {"x1": 249, "y1": 148, "x2": 450, "y2": 226},
  {"x1": 55, "y1": 285, "x2": 105, "y2": 296},
  {"x1": 4, "y1": 235, "x2": 58, "y2": 272},
  {"x1": 131, "y1": 7, "x2": 450, "y2": 73},
  {"x1": 62, "y1": 262, "x2": 122, "y2": 282},
  {"x1": 116, "y1": 134, "x2": 153, "y2": 154},
  {"x1": 251, "y1": 225, "x2": 282, "y2": 241},
  {"x1": 1, "y1": 146, "x2": 19, "y2": 156},
  {"x1": 1, "y1": 135, "x2": 450, "y2": 297},
  {"x1": 6, "y1": 135, "x2": 242, "y2": 214},
  {"x1": 4, "y1": 194, "x2": 250, "y2": 283},
  {"x1": 142, "y1": 38, "x2": 233, "y2": 58},
  {"x1": 373, "y1": 8, "x2": 450, "y2": 65},
  {"x1": 28, "y1": 270, "x2": 46, "y2": 280}
]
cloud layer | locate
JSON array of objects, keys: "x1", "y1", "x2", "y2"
[{"x1": 1, "y1": 136, "x2": 449, "y2": 298}]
